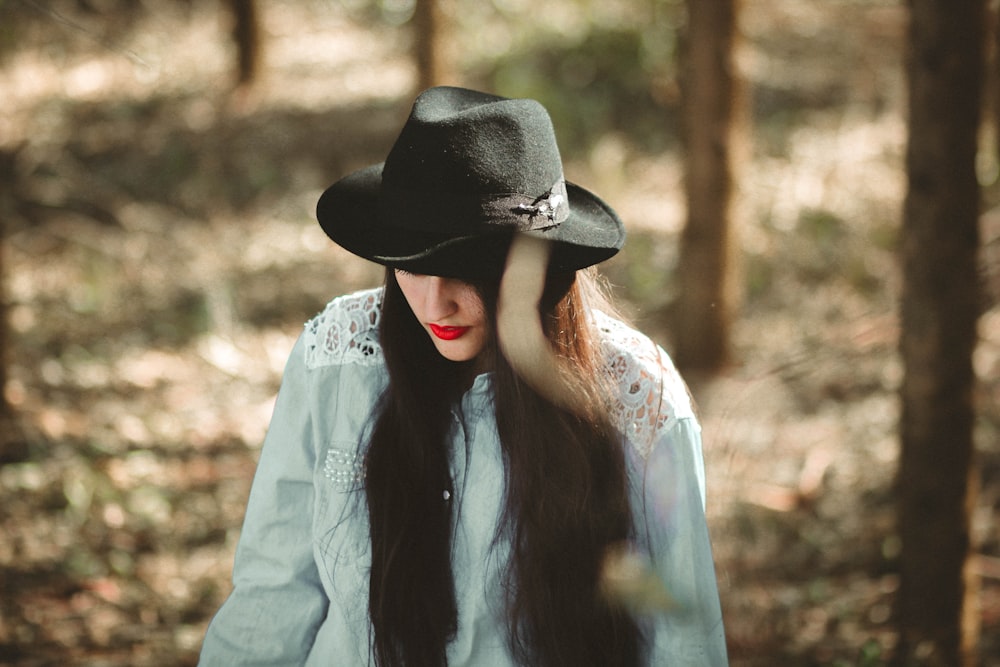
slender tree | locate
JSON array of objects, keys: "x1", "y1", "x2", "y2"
[
  {"x1": 673, "y1": 0, "x2": 744, "y2": 372},
  {"x1": 993, "y1": 2, "x2": 1000, "y2": 165},
  {"x1": 413, "y1": 0, "x2": 449, "y2": 92},
  {"x1": 895, "y1": 0, "x2": 985, "y2": 664},
  {"x1": 0, "y1": 211, "x2": 8, "y2": 420},
  {"x1": 0, "y1": 148, "x2": 26, "y2": 464},
  {"x1": 228, "y1": 0, "x2": 262, "y2": 88}
]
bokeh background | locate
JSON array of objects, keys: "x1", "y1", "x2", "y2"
[{"x1": 1, "y1": 0, "x2": 998, "y2": 664}]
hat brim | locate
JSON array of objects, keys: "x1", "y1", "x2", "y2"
[{"x1": 316, "y1": 163, "x2": 625, "y2": 278}]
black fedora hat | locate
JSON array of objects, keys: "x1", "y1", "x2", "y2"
[{"x1": 316, "y1": 86, "x2": 625, "y2": 278}]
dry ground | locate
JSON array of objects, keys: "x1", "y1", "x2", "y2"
[{"x1": 1, "y1": 1, "x2": 998, "y2": 665}]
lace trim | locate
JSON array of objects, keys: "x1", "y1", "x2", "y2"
[
  {"x1": 595, "y1": 311, "x2": 694, "y2": 460},
  {"x1": 304, "y1": 288, "x2": 384, "y2": 369},
  {"x1": 303, "y1": 290, "x2": 690, "y2": 461}
]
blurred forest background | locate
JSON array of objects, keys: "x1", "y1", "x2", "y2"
[{"x1": 1, "y1": 0, "x2": 999, "y2": 665}]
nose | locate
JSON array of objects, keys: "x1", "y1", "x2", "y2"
[{"x1": 423, "y1": 276, "x2": 459, "y2": 321}]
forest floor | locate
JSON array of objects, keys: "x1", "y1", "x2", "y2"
[{"x1": 1, "y1": 1, "x2": 999, "y2": 665}]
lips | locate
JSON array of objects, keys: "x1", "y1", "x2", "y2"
[{"x1": 429, "y1": 324, "x2": 470, "y2": 341}]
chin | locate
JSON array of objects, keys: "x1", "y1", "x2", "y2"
[
  {"x1": 437, "y1": 349, "x2": 477, "y2": 363},
  {"x1": 431, "y1": 340, "x2": 481, "y2": 363}
]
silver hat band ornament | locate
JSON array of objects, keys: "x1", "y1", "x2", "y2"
[{"x1": 379, "y1": 177, "x2": 569, "y2": 236}]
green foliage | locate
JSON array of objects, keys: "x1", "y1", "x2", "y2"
[
  {"x1": 866, "y1": 218, "x2": 898, "y2": 253},
  {"x1": 604, "y1": 230, "x2": 678, "y2": 311},
  {"x1": 798, "y1": 208, "x2": 845, "y2": 245},
  {"x1": 743, "y1": 205, "x2": 896, "y2": 307},
  {"x1": 340, "y1": 0, "x2": 416, "y2": 26},
  {"x1": 149, "y1": 287, "x2": 213, "y2": 346},
  {"x1": 483, "y1": 26, "x2": 681, "y2": 155},
  {"x1": 830, "y1": 638, "x2": 886, "y2": 667},
  {"x1": 745, "y1": 250, "x2": 777, "y2": 302},
  {"x1": 793, "y1": 208, "x2": 848, "y2": 283}
]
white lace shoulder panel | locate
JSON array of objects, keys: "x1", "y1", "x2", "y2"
[
  {"x1": 304, "y1": 288, "x2": 385, "y2": 369},
  {"x1": 594, "y1": 311, "x2": 695, "y2": 460}
]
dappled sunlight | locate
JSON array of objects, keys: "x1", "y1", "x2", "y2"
[
  {"x1": 750, "y1": 112, "x2": 906, "y2": 233},
  {"x1": 1, "y1": 0, "x2": 997, "y2": 664}
]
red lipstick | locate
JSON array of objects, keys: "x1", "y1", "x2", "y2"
[{"x1": 429, "y1": 324, "x2": 469, "y2": 341}]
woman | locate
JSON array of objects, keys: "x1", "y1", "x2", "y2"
[{"x1": 199, "y1": 86, "x2": 727, "y2": 666}]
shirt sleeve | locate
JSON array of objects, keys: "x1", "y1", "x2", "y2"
[
  {"x1": 199, "y1": 334, "x2": 329, "y2": 665},
  {"x1": 633, "y1": 417, "x2": 729, "y2": 666}
]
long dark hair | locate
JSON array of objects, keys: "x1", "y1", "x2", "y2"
[{"x1": 364, "y1": 266, "x2": 640, "y2": 666}]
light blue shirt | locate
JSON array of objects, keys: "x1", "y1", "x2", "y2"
[{"x1": 199, "y1": 288, "x2": 728, "y2": 665}]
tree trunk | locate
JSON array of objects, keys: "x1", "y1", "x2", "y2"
[
  {"x1": 994, "y1": 2, "x2": 1000, "y2": 164},
  {"x1": 413, "y1": 0, "x2": 449, "y2": 92},
  {"x1": 673, "y1": 0, "x2": 744, "y2": 372},
  {"x1": 0, "y1": 217, "x2": 7, "y2": 417},
  {"x1": 229, "y1": 0, "x2": 261, "y2": 87},
  {"x1": 0, "y1": 169, "x2": 26, "y2": 465},
  {"x1": 895, "y1": 0, "x2": 985, "y2": 664}
]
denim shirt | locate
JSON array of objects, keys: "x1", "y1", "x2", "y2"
[{"x1": 199, "y1": 288, "x2": 728, "y2": 666}]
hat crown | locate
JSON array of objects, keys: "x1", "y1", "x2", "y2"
[
  {"x1": 315, "y1": 87, "x2": 625, "y2": 278},
  {"x1": 381, "y1": 87, "x2": 564, "y2": 198}
]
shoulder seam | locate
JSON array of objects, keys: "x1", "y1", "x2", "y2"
[
  {"x1": 304, "y1": 288, "x2": 385, "y2": 370},
  {"x1": 594, "y1": 311, "x2": 695, "y2": 459}
]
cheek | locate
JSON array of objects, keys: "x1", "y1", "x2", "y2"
[{"x1": 459, "y1": 291, "x2": 487, "y2": 324}]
